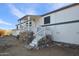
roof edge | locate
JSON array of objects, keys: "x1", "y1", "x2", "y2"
[
  {"x1": 18, "y1": 15, "x2": 41, "y2": 21},
  {"x1": 41, "y1": 3, "x2": 79, "y2": 16},
  {"x1": 18, "y1": 3, "x2": 79, "y2": 21}
]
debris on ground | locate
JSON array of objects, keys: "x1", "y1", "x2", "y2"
[
  {"x1": 25, "y1": 34, "x2": 54, "y2": 50},
  {"x1": 37, "y1": 35, "x2": 53, "y2": 49},
  {"x1": 0, "y1": 35, "x2": 79, "y2": 56},
  {"x1": 19, "y1": 31, "x2": 34, "y2": 44},
  {"x1": 0, "y1": 36, "x2": 18, "y2": 51}
]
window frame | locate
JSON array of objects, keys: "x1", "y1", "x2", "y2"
[{"x1": 44, "y1": 16, "x2": 50, "y2": 24}]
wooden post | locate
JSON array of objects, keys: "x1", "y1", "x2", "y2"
[
  {"x1": 28, "y1": 16, "x2": 30, "y2": 31},
  {"x1": 19, "y1": 20, "x2": 21, "y2": 32}
]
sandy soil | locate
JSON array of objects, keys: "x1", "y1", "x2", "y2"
[{"x1": 0, "y1": 36, "x2": 79, "y2": 56}]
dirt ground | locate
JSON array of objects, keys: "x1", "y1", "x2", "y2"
[{"x1": 0, "y1": 36, "x2": 79, "y2": 56}]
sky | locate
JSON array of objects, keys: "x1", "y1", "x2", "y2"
[{"x1": 0, "y1": 3, "x2": 72, "y2": 30}]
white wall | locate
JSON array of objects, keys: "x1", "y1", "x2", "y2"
[
  {"x1": 32, "y1": 18, "x2": 43, "y2": 33},
  {"x1": 42, "y1": 5, "x2": 79, "y2": 24},
  {"x1": 31, "y1": 19, "x2": 37, "y2": 32},
  {"x1": 18, "y1": 19, "x2": 29, "y2": 32},
  {"x1": 41, "y1": 5, "x2": 79, "y2": 45},
  {"x1": 47, "y1": 23, "x2": 79, "y2": 45}
]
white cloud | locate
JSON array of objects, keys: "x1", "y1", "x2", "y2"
[
  {"x1": 7, "y1": 4, "x2": 38, "y2": 17},
  {"x1": 7, "y1": 3, "x2": 73, "y2": 18},
  {"x1": 25, "y1": 9, "x2": 38, "y2": 15},
  {"x1": 7, "y1": 4, "x2": 25, "y2": 18},
  {"x1": 0, "y1": 19, "x2": 12, "y2": 25},
  {"x1": 22, "y1": 3, "x2": 39, "y2": 14}
]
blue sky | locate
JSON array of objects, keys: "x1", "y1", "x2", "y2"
[{"x1": 0, "y1": 3, "x2": 71, "y2": 30}]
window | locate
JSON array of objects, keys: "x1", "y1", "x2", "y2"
[
  {"x1": 26, "y1": 22, "x2": 28, "y2": 26},
  {"x1": 44, "y1": 16, "x2": 50, "y2": 24},
  {"x1": 26, "y1": 21, "x2": 32, "y2": 26},
  {"x1": 29, "y1": 21, "x2": 32, "y2": 26}
]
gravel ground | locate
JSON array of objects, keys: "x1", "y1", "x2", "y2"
[{"x1": 0, "y1": 36, "x2": 79, "y2": 56}]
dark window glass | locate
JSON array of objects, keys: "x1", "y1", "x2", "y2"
[
  {"x1": 29, "y1": 22, "x2": 32, "y2": 26},
  {"x1": 29, "y1": 22, "x2": 31, "y2": 24},
  {"x1": 44, "y1": 16, "x2": 50, "y2": 24}
]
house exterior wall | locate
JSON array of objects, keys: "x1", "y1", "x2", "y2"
[
  {"x1": 41, "y1": 5, "x2": 79, "y2": 45},
  {"x1": 18, "y1": 19, "x2": 29, "y2": 32},
  {"x1": 17, "y1": 16, "x2": 42, "y2": 33},
  {"x1": 31, "y1": 19, "x2": 36, "y2": 32},
  {"x1": 31, "y1": 18, "x2": 42, "y2": 33}
]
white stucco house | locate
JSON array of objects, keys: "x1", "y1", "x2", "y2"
[{"x1": 16, "y1": 3, "x2": 79, "y2": 47}]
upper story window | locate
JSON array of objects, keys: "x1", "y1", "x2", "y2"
[
  {"x1": 26, "y1": 21, "x2": 32, "y2": 26},
  {"x1": 44, "y1": 16, "x2": 50, "y2": 24}
]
